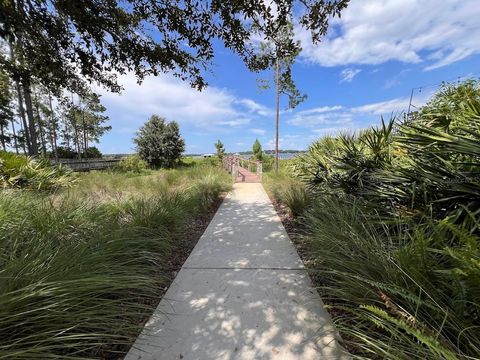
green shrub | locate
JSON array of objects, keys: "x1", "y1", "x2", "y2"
[
  {"x1": 0, "y1": 151, "x2": 74, "y2": 190},
  {"x1": 114, "y1": 154, "x2": 149, "y2": 173},
  {"x1": 261, "y1": 154, "x2": 275, "y2": 172},
  {"x1": 85, "y1": 146, "x2": 102, "y2": 158},
  {"x1": 55, "y1": 146, "x2": 78, "y2": 159}
]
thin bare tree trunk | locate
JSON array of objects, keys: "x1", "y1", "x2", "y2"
[
  {"x1": 17, "y1": 113, "x2": 27, "y2": 153},
  {"x1": 22, "y1": 81, "x2": 39, "y2": 156},
  {"x1": 71, "y1": 93, "x2": 81, "y2": 159},
  {"x1": 10, "y1": 41, "x2": 31, "y2": 154},
  {"x1": 63, "y1": 115, "x2": 71, "y2": 150},
  {"x1": 48, "y1": 92, "x2": 58, "y2": 160},
  {"x1": 274, "y1": 57, "x2": 280, "y2": 173},
  {"x1": 33, "y1": 89, "x2": 47, "y2": 156},
  {"x1": 10, "y1": 119, "x2": 19, "y2": 154},
  {"x1": 82, "y1": 111, "x2": 87, "y2": 157},
  {"x1": 0, "y1": 125, "x2": 6, "y2": 151}
]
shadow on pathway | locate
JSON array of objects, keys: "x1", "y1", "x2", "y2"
[{"x1": 125, "y1": 183, "x2": 347, "y2": 360}]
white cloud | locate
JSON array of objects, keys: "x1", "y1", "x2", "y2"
[
  {"x1": 287, "y1": 90, "x2": 434, "y2": 131},
  {"x1": 288, "y1": 112, "x2": 352, "y2": 128},
  {"x1": 237, "y1": 99, "x2": 273, "y2": 117},
  {"x1": 99, "y1": 73, "x2": 271, "y2": 130},
  {"x1": 351, "y1": 97, "x2": 411, "y2": 115},
  {"x1": 266, "y1": 137, "x2": 301, "y2": 150},
  {"x1": 340, "y1": 68, "x2": 361, "y2": 82},
  {"x1": 288, "y1": 106, "x2": 351, "y2": 127},
  {"x1": 298, "y1": 105, "x2": 343, "y2": 115},
  {"x1": 250, "y1": 128, "x2": 267, "y2": 135},
  {"x1": 298, "y1": 0, "x2": 480, "y2": 70}
]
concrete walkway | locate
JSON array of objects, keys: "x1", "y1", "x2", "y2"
[{"x1": 125, "y1": 183, "x2": 345, "y2": 360}]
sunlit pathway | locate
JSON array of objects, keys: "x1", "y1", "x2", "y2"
[{"x1": 125, "y1": 183, "x2": 345, "y2": 360}]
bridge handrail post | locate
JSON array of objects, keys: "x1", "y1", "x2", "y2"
[
  {"x1": 256, "y1": 160, "x2": 262, "y2": 182},
  {"x1": 231, "y1": 156, "x2": 239, "y2": 183}
]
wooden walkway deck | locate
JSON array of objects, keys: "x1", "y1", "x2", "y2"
[
  {"x1": 236, "y1": 166, "x2": 261, "y2": 183},
  {"x1": 223, "y1": 156, "x2": 263, "y2": 183}
]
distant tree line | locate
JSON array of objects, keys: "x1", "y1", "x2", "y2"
[{"x1": 0, "y1": 55, "x2": 110, "y2": 159}]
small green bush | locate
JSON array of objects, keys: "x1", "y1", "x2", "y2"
[
  {"x1": 263, "y1": 171, "x2": 309, "y2": 217},
  {"x1": 85, "y1": 146, "x2": 102, "y2": 158},
  {"x1": 261, "y1": 154, "x2": 274, "y2": 172},
  {"x1": 114, "y1": 154, "x2": 149, "y2": 173}
]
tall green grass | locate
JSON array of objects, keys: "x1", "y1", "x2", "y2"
[
  {"x1": 302, "y1": 196, "x2": 480, "y2": 359},
  {"x1": 263, "y1": 170, "x2": 309, "y2": 217},
  {"x1": 276, "y1": 80, "x2": 480, "y2": 359},
  {"x1": 0, "y1": 162, "x2": 231, "y2": 359}
]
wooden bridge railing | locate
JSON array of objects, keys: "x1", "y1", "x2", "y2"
[
  {"x1": 222, "y1": 155, "x2": 262, "y2": 182},
  {"x1": 51, "y1": 158, "x2": 120, "y2": 172}
]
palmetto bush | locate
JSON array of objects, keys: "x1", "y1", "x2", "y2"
[
  {"x1": 293, "y1": 80, "x2": 480, "y2": 358},
  {"x1": 0, "y1": 151, "x2": 74, "y2": 190},
  {"x1": 293, "y1": 119, "x2": 395, "y2": 197}
]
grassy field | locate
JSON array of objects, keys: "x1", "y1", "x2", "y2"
[{"x1": 0, "y1": 160, "x2": 231, "y2": 359}]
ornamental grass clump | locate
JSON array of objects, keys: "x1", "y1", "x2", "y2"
[{"x1": 0, "y1": 161, "x2": 231, "y2": 358}]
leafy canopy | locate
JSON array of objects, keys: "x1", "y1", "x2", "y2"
[
  {"x1": 0, "y1": 0, "x2": 349, "y2": 92},
  {"x1": 134, "y1": 115, "x2": 185, "y2": 168}
]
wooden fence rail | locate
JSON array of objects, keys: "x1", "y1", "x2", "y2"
[
  {"x1": 222, "y1": 155, "x2": 262, "y2": 183},
  {"x1": 51, "y1": 158, "x2": 121, "y2": 172}
]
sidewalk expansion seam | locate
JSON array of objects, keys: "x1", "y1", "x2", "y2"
[{"x1": 182, "y1": 266, "x2": 306, "y2": 270}]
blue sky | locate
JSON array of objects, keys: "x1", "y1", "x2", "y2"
[{"x1": 98, "y1": 0, "x2": 480, "y2": 154}]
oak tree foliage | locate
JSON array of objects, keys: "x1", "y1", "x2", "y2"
[
  {"x1": 134, "y1": 115, "x2": 185, "y2": 168},
  {"x1": 0, "y1": 0, "x2": 350, "y2": 93}
]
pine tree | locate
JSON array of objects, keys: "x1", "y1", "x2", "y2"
[{"x1": 214, "y1": 140, "x2": 225, "y2": 160}]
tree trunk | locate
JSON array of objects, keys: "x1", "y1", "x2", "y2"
[
  {"x1": 48, "y1": 92, "x2": 58, "y2": 160},
  {"x1": 22, "y1": 81, "x2": 39, "y2": 156},
  {"x1": 72, "y1": 118, "x2": 81, "y2": 159},
  {"x1": 274, "y1": 57, "x2": 280, "y2": 173},
  {"x1": 10, "y1": 40, "x2": 31, "y2": 154},
  {"x1": 0, "y1": 125, "x2": 6, "y2": 151},
  {"x1": 9, "y1": 10, "x2": 37, "y2": 156},
  {"x1": 10, "y1": 119, "x2": 19, "y2": 154},
  {"x1": 14, "y1": 81, "x2": 31, "y2": 154},
  {"x1": 63, "y1": 117, "x2": 70, "y2": 150},
  {"x1": 33, "y1": 90, "x2": 47, "y2": 157},
  {"x1": 71, "y1": 93, "x2": 81, "y2": 159},
  {"x1": 82, "y1": 111, "x2": 87, "y2": 157},
  {"x1": 17, "y1": 114, "x2": 27, "y2": 153}
]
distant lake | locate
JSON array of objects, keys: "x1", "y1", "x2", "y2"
[
  {"x1": 189, "y1": 152, "x2": 304, "y2": 160},
  {"x1": 240, "y1": 152, "x2": 303, "y2": 160}
]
